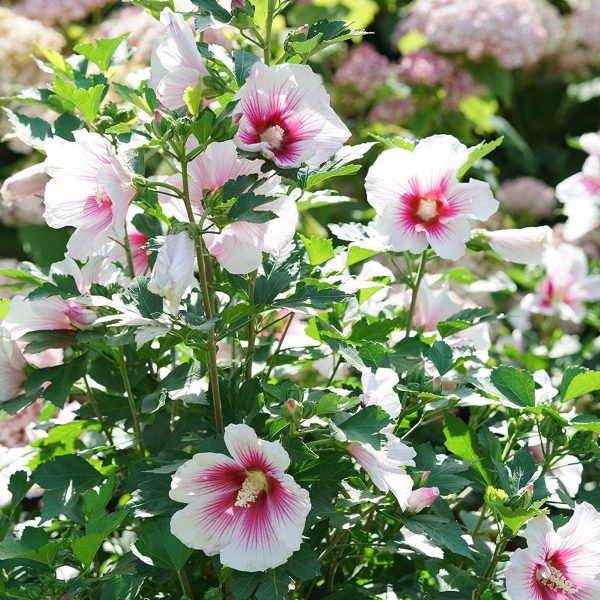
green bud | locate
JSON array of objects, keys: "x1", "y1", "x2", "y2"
[{"x1": 568, "y1": 430, "x2": 594, "y2": 454}]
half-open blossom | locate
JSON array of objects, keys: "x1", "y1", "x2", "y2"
[
  {"x1": 347, "y1": 432, "x2": 416, "y2": 509},
  {"x1": 522, "y1": 244, "x2": 600, "y2": 322},
  {"x1": 0, "y1": 334, "x2": 27, "y2": 402},
  {"x1": 44, "y1": 130, "x2": 136, "y2": 260},
  {"x1": 505, "y1": 502, "x2": 600, "y2": 599},
  {"x1": 0, "y1": 162, "x2": 48, "y2": 226},
  {"x1": 487, "y1": 226, "x2": 552, "y2": 265},
  {"x1": 556, "y1": 132, "x2": 600, "y2": 241},
  {"x1": 170, "y1": 423, "x2": 311, "y2": 572},
  {"x1": 233, "y1": 62, "x2": 351, "y2": 168},
  {"x1": 148, "y1": 8, "x2": 208, "y2": 111},
  {"x1": 148, "y1": 231, "x2": 196, "y2": 316},
  {"x1": 365, "y1": 135, "x2": 498, "y2": 260},
  {"x1": 359, "y1": 367, "x2": 401, "y2": 419},
  {"x1": 406, "y1": 487, "x2": 440, "y2": 513},
  {"x1": 160, "y1": 140, "x2": 298, "y2": 274}
]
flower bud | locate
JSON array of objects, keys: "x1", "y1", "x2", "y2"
[
  {"x1": 294, "y1": 24, "x2": 309, "y2": 35},
  {"x1": 148, "y1": 232, "x2": 197, "y2": 316},
  {"x1": 283, "y1": 397, "x2": 303, "y2": 422},
  {"x1": 420, "y1": 470, "x2": 431, "y2": 486},
  {"x1": 487, "y1": 226, "x2": 552, "y2": 265},
  {"x1": 0, "y1": 162, "x2": 49, "y2": 226},
  {"x1": 406, "y1": 487, "x2": 439, "y2": 513},
  {"x1": 568, "y1": 430, "x2": 594, "y2": 454}
]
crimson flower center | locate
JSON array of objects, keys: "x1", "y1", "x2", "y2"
[
  {"x1": 235, "y1": 470, "x2": 268, "y2": 508},
  {"x1": 416, "y1": 197, "x2": 439, "y2": 222},
  {"x1": 260, "y1": 125, "x2": 286, "y2": 149},
  {"x1": 95, "y1": 185, "x2": 112, "y2": 208},
  {"x1": 536, "y1": 563, "x2": 577, "y2": 595}
]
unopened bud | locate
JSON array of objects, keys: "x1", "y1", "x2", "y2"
[
  {"x1": 419, "y1": 470, "x2": 431, "y2": 486},
  {"x1": 406, "y1": 487, "x2": 439, "y2": 513},
  {"x1": 132, "y1": 174, "x2": 149, "y2": 190},
  {"x1": 568, "y1": 430, "x2": 594, "y2": 454},
  {"x1": 509, "y1": 482, "x2": 534, "y2": 510},
  {"x1": 231, "y1": 0, "x2": 245, "y2": 8},
  {"x1": 295, "y1": 24, "x2": 309, "y2": 35},
  {"x1": 283, "y1": 398, "x2": 303, "y2": 422}
]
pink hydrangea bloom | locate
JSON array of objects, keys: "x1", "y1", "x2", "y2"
[
  {"x1": 368, "y1": 98, "x2": 415, "y2": 125},
  {"x1": 500, "y1": 177, "x2": 557, "y2": 218},
  {"x1": 13, "y1": 0, "x2": 111, "y2": 26},
  {"x1": 160, "y1": 140, "x2": 298, "y2": 274},
  {"x1": 365, "y1": 134, "x2": 498, "y2": 260},
  {"x1": 334, "y1": 44, "x2": 393, "y2": 97},
  {"x1": 44, "y1": 130, "x2": 136, "y2": 261},
  {"x1": 556, "y1": 132, "x2": 600, "y2": 241},
  {"x1": 347, "y1": 432, "x2": 416, "y2": 510},
  {"x1": 169, "y1": 423, "x2": 311, "y2": 572},
  {"x1": 559, "y1": 0, "x2": 600, "y2": 71},
  {"x1": 148, "y1": 8, "x2": 208, "y2": 111},
  {"x1": 505, "y1": 502, "x2": 600, "y2": 599},
  {"x1": 400, "y1": 0, "x2": 548, "y2": 69},
  {"x1": 233, "y1": 62, "x2": 351, "y2": 168},
  {"x1": 522, "y1": 244, "x2": 600, "y2": 322}
]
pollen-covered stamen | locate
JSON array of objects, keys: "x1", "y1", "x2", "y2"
[
  {"x1": 416, "y1": 198, "x2": 439, "y2": 221},
  {"x1": 536, "y1": 564, "x2": 578, "y2": 595},
  {"x1": 95, "y1": 185, "x2": 112, "y2": 207},
  {"x1": 260, "y1": 125, "x2": 286, "y2": 149},
  {"x1": 235, "y1": 470, "x2": 268, "y2": 508}
]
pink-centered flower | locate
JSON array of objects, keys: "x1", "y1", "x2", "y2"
[
  {"x1": 505, "y1": 502, "x2": 600, "y2": 600},
  {"x1": 160, "y1": 140, "x2": 298, "y2": 274},
  {"x1": 169, "y1": 423, "x2": 311, "y2": 572},
  {"x1": 44, "y1": 130, "x2": 136, "y2": 260},
  {"x1": 347, "y1": 432, "x2": 416, "y2": 510},
  {"x1": 365, "y1": 135, "x2": 498, "y2": 260},
  {"x1": 233, "y1": 62, "x2": 351, "y2": 169},
  {"x1": 556, "y1": 132, "x2": 600, "y2": 241},
  {"x1": 149, "y1": 8, "x2": 208, "y2": 111},
  {"x1": 522, "y1": 244, "x2": 600, "y2": 322}
]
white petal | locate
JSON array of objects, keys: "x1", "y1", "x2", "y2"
[{"x1": 425, "y1": 218, "x2": 471, "y2": 260}]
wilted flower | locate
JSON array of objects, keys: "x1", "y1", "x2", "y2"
[
  {"x1": 500, "y1": 177, "x2": 557, "y2": 218},
  {"x1": 556, "y1": 132, "x2": 600, "y2": 241},
  {"x1": 522, "y1": 244, "x2": 600, "y2": 322},
  {"x1": 160, "y1": 140, "x2": 298, "y2": 274},
  {"x1": 359, "y1": 367, "x2": 401, "y2": 420},
  {"x1": 233, "y1": 62, "x2": 351, "y2": 168},
  {"x1": 487, "y1": 226, "x2": 553, "y2": 265},
  {"x1": 365, "y1": 135, "x2": 498, "y2": 260},
  {"x1": 0, "y1": 163, "x2": 48, "y2": 227},
  {"x1": 44, "y1": 130, "x2": 136, "y2": 260},
  {"x1": 148, "y1": 232, "x2": 196, "y2": 316},
  {"x1": 170, "y1": 423, "x2": 311, "y2": 572},
  {"x1": 148, "y1": 8, "x2": 208, "y2": 111},
  {"x1": 505, "y1": 502, "x2": 600, "y2": 599},
  {"x1": 347, "y1": 432, "x2": 416, "y2": 509},
  {"x1": 406, "y1": 487, "x2": 440, "y2": 513}
]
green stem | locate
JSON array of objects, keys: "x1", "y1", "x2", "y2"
[
  {"x1": 245, "y1": 271, "x2": 257, "y2": 380},
  {"x1": 180, "y1": 155, "x2": 224, "y2": 435},
  {"x1": 264, "y1": 311, "x2": 294, "y2": 380},
  {"x1": 263, "y1": 0, "x2": 277, "y2": 64},
  {"x1": 472, "y1": 538, "x2": 506, "y2": 600},
  {"x1": 84, "y1": 376, "x2": 114, "y2": 446},
  {"x1": 123, "y1": 228, "x2": 136, "y2": 280},
  {"x1": 117, "y1": 348, "x2": 145, "y2": 458},
  {"x1": 405, "y1": 252, "x2": 428, "y2": 335},
  {"x1": 177, "y1": 568, "x2": 194, "y2": 600}
]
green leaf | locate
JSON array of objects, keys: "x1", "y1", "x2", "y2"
[
  {"x1": 233, "y1": 49, "x2": 261, "y2": 86},
  {"x1": 3, "y1": 108, "x2": 52, "y2": 151},
  {"x1": 25, "y1": 353, "x2": 88, "y2": 408},
  {"x1": 443, "y1": 413, "x2": 489, "y2": 484},
  {"x1": 74, "y1": 34, "x2": 129, "y2": 72},
  {"x1": 72, "y1": 534, "x2": 105, "y2": 567},
  {"x1": 255, "y1": 569, "x2": 293, "y2": 600},
  {"x1": 457, "y1": 137, "x2": 504, "y2": 180},
  {"x1": 36, "y1": 46, "x2": 74, "y2": 78},
  {"x1": 490, "y1": 366, "x2": 536, "y2": 408},
  {"x1": 100, "y1": 575, "x2": 145, "y2": 600},
  {"x1": 299, "y1": 234, "x2": 334, "y2": 266},
  {"x1": 285, "y1": 544, "x2": 321, "y2": 580},
  {"x1": 255, "y1": 272, "x2": 292, "y2": 305},
  {"x1": 561, "y1": 370, "x2": 600, "y2": 402},
  {"x1": 133, "y1": 518, "x2": 193, "y2": 571},
  {"x1": 414, "y1": 443, "x2": 470, "y2": 495},
  {"x1": 337, "y1": 405, "x2": 390, "y2": 450},
  {"x1": 183, "y1": 82, "x2": 203, "y2": 116},
  {"x1": 53, "y1": 79, "x2": 105, "y2": 123},
  {"x1": 33, "y1": 454, "x2": 104, "y2": 492},
  {"x1": 191, "y1": 0, "x2": 231, "y2": 22},
  {"x1": 506, "y1": 446, "x2": 537, "y2": 491},
  {"x1": 423, "y1": 341, "x2": 454, "y2": 376},
  {"x1": 232, "y1": 571, "x2": 264, "y2": 599},
  {"x1": 274, "y1": 284, "x2": 348, "y2": 310},
  {"x1": 20, "y1": 329, "x2": 77, "y2": 354},
  {"x1": 8, "y1": 470, "x2": 31, "y2": 505},
  {"x1": 403, "y1": 514, "x2": 474, "y2": 559},
  {"x1": 129, "y1": 276, "x2": 163, "y2": 317},
  {"x1": 497, "y1": 501, "x2": 549, "y2": 534},
  {"x1": 228, "y1": 193, "x2": 277, "y2": 224},
  {"x1": 113, "y1": 82, "x2": 152, "y2": 115}
]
